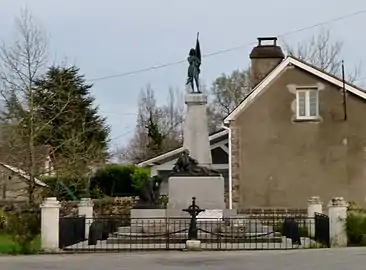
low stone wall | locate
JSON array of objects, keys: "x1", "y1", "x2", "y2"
[
  {"x1": 238, "y1": 208, "x2": 307, "y2": 218},
  {"x1": 0, "y1": 199, "x2": 28, "y2": 211},
  {"x1": 59, "y1": 201, "x2": 79, "y2": 217},
  {"x1": 93, "y1": 197, "x2": 135, "y2": 217},
  {"x1": 58, "y1": 197, "x2": 136, "y2": 217}
]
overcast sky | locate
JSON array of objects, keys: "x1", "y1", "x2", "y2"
[{"x1": 1, "y1": 0, "x2": 366, "y2": 150}]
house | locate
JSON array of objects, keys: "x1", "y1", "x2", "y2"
[
  {"x1": 224, "y1": 37, "x2": 366, "y2": 208},
  {"x1": 0, "y1": 144, "x2": 52, "y2": 200},
  {"x1": 0, "y1": 162, "x2": 47, "y2": 201},
  {"x1": 139, "y1": 36, "x2": 366, "y2": 209}
]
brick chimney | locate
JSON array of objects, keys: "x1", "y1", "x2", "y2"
[{"x1": 250, "y1": 37, "x2": 284, "y2": 87}]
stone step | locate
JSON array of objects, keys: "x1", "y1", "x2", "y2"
[
  {"x1": 113, "y1": 230, "x2": 282, "y2": 238},
  {"x1": 117, "y1": 225, "x2": 276, "y2": 235},
  {"x1": 106, "y1": 236, "x2": 284, "y2": 245}
]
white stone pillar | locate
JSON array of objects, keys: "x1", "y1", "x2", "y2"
[
  {"x1": 327, "y1": 197, "x2": 348, "y2": 248},
  {"x1": 78, "y1": 198, "x2": 94, "y2": 239},
  {"x1": 183, "y1": 93, "x2": 212, "y2": 166},
  {"x1": 307, "y1": 196, "x2": 323, "y2": 237},
  {"x1": 40, "y1": 197, "x2": 61, "y2": 252}
]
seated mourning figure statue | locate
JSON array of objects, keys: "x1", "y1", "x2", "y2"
[
  {"x1": 171, "y1": 149, "x2": 221, "y2": 177},
  {"x1": 134, "y1": 175, "x2": 164, "y2": 209}
]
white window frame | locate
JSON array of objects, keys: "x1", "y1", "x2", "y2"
[{"x1": 296, "y1": 88, "x2": 319, "y2": 120}]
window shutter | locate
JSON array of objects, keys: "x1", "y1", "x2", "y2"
[
  {"x1": 297, "y1": 91, "x2": 306, "y2": 117},
  {"x1": 309, "y1": 90, "x2": 318, "y2": 116}
]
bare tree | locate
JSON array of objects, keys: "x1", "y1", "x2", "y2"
[
  {"x1": 159, "y1": 87, "x2": 184, "y2": 149},
  {"x1": 0, "y1": 9, "x2": 49, "y2": 202},
  {"x1": 122, "y1": 84, "x2": 157, "y2": 163},
  {"x1": 208, "y1": 69, "x2": 251, "y2": 132},
  {"x1": 0, "y1": 9, "x2": 90, "y2": 202},
  {"x1": 120, "y1": 85, "x2": 184, "y2": 163},
  {"x1": 282, "y1": 28, "x2": 361, "y2": 81},
  {"x1": 50, "y1": 124, "x2": 106, "y2": 197}
]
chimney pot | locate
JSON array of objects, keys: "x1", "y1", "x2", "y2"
[
  {"x1": 250, "y1": 36, "x2": 284, "y2": 87},
  {"x1": 257, "y1": 37, "x2": 278, "y2": 46}
]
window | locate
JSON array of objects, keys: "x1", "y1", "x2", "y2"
[{"x1": 296, "y1": 89, "x2": 319, "y2": 120}]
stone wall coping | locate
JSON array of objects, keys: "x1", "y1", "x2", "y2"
[
  {"x1": 40, "y1": 197, "x2": 61, "y2": 208},
  {"x1": 327, "y1": 197, "x2": 348, "y2": 208},
  {"x1": 308, "y1": 196, "x2": 323, "y2": 205}
]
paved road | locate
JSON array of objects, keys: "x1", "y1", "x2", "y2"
[{"x1": 0, "y1": 248, "x2": 365, "y2": 270}]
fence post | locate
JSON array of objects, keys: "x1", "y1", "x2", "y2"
[
  {"x1": 40, "y1": 197, "x2": 61, "y2": 252},
  {"x1": 78, "y1": 198, "x2": 94, "y2": 239},
  {"x1": 307, "y1": 196, "x2": 322, "y2": 237},
  {"x1": 327, "y1": 197, "x2": 348, "y2": 248}
]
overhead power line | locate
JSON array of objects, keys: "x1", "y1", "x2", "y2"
[
  {"x1": 88, "y1": 9, "x2": 366, "y2": 82},
  {"x1": 109, "y1": 129, "x2": 134, "y2": 141}
]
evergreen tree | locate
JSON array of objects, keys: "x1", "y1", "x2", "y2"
[
  {"x1": 146, "y1": 112, "x2": 165, "y2": 155},
  {"x1": 32, "y1": 66, "x2": 110, "y2": 177}
]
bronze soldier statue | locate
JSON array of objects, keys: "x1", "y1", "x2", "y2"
[
  {"x1": 171, "y1": 149, "x2": 220, "y2": 176},
  {"x1": 134, "y1": 175, "x2": 163, "y2": 208},
  {"x1": 186, "y1": 32, "x2": 201, "y2": 93}
]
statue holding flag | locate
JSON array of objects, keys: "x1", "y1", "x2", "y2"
[{"x1": 186, "y1": 32, "x2": 201, "y2": 93}]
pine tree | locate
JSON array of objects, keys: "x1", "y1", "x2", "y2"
[
  {"x1": 146, "y1": 112, "x2": 165, "y2": 154},
  {"x1": 32, "y1": 65, "x2": 110, "y2": 177}
]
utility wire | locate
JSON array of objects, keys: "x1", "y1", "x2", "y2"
[
  {"x1": 109, "y1": 129, "x2": 134, "y2": 141},
  {"x1": 88, "y1": 9, "x2": 366, "y2": 82}
]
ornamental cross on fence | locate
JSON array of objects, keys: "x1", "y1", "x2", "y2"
[{"x1": 182, "y1": 197, "x2": 205, "y2": 240}]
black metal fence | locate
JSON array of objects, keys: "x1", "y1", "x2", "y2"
[
  {"x1": 59, "y1": 216, "x2": 86, "y2": 249},
  {"x1": 59, "y1": 215, "x2": 330, "y2": 252},
  {"x1": 314, "y1": 213, "x2": 330, "y2": 248}
]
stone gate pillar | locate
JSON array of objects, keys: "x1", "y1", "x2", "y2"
[
  {"x1": 40, "y1": 197, "x2": 61, "y2": 252},
  {"x1": 78, "y1": 198, "x2": 94, "y2": 239},
  {"x1": 327, "y1": 197, "x2": 348, "y2": 247},
  {"x1": 307, "y1": 196, "x2": 323, "y2": 237}
]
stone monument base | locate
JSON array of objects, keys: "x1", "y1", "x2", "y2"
[
  {"x1": 167, "y1": 176, "x2": 225, "y2": 210},
  {"x1": 185, "y1": 240, "x2": 201, "y2": 251}
]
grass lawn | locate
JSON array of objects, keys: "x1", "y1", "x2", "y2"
[{"x1": 0, "y1": 233, "x2": 40, "y2": 254}]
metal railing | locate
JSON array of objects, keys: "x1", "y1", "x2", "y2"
[
  {"x1": 58, "y1": 215, "x2": 329, "y2": 252},
  {"x1": 314, "y1": 213, "x2": 330, "y2": 247},
  {"x1": 59, "y1": 216, "x2": 86, "y2": 249}
]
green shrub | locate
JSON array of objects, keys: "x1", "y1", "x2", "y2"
[
  {"x1": 42, "y1": 164, "x2": 153, "y2": 200},
  {"x1": 0, "y1": 233, "x2": 40, "y2": 254},
  {"x1": 130, "y1": 167, "x2": 150, "y2": 191},
  {"x1": 5, "y1": 204, "x2": 41, "y2": 254},
  {"x1": 347, "y1": 201, "x2": 365, "y2": 212},
  {"x1": 346, "y1": 212, "x2": 366, "y2": 246},
  {"x1": 41, "y1": 176, "x2": 81, "y2": 201},
  {"x1": 0, "y1": 209, "x2": 7, "y2": 231},
  {"x1": 90, "y1": 164, "x2": 151, "y2": 197},
  {"x1": 90, "y1": 185, "x2": 105, "y2": 199}
]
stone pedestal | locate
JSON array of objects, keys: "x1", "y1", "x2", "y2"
[
  {"x1": 168, "y1": 176, "x2": 225, "y2": 210},
  {"x1": 183, "y1": 93, "x2": 212, "y2": 166},
  {"x1": 78, "y1": 198, "x2": 94, "y2": 239},
  {"x1": 307, "y1": 196, "x2": 323, "y2": 237},
  {"x1": 40, "y1": 197, "x2": 61, "y2": 252},
  {"x1": 185, "y1": 240, "x2": 201, "y2": 251},
  {"x1": 327, "y1": 197, "x2": 348, "y2": 248},
  {"x1": 130, "y1": 209, "x2": 167, "y2": 222}
]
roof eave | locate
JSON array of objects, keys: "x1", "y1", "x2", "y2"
[
  {"x1": 137, "y1": 129, "x2": 229, "y2": 167},
  {"x1": 224, "y1": 57, "x2": 291, "y2": 122}
]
